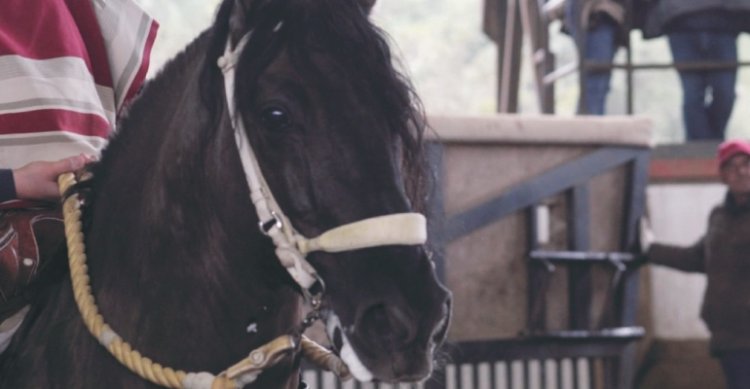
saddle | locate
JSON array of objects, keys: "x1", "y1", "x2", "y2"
[{"x1": 0, "y1": 208, "x2": 66, "y2": 321}]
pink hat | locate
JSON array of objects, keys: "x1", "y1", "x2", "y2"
[{"x1": 718, "y1": 140, "x2": 750, "y2": 166}]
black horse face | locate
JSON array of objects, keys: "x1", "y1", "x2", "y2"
[{"x1": 231, "y1": 0, "x2": 451, "y2": 382}]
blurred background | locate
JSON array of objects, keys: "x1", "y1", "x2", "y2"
[{"x1": 138, "y1": 0, "x2": 750, "y2": 144}]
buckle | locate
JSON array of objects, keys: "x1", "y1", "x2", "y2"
[
  {"x1": 302, "y1": 274, "x2": 326, "y2": 308},
  {"x1": 259, "y1": 211, "x2": 283, "y2": 236}
]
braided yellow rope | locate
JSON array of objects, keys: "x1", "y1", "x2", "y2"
[
  {"x1": 59, "y1": 173, "x2": 236, "y2": 389},
  {"x1": 301, "y1": 336, "x2": 351, "y2": 380},
  {"x1": 57, "y1": 173, "x2": 350, "y2": 388}
]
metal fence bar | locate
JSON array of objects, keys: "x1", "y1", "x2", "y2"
[
  {"x1": 585, "y1": 60, "x2": 750, "y2": 72},
  {"x1": 524, "y1": 360, "x2": 530, "y2": 389},
  {"x1": 446, "y1": 148, "x2": 643, "y2": 242},
  {"x1": 492, "y1": 362, "x2": 500, "y2": 389}
]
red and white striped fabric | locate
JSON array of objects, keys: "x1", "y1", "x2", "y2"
[{"x1": 0, "y1": 0, "x2": 157, "y2": 170}]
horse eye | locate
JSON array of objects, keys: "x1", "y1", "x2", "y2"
[{"x1": 260, "y1": 106, "x2": 291, "y2": 130}]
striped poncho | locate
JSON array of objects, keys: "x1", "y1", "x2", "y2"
[{"x1": 0, "y1": 0, "x2": 158, "y2": 207}]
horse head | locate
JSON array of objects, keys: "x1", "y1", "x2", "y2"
[{"x1": 218, "y1": 0, "x2": 452, "y2": 382}]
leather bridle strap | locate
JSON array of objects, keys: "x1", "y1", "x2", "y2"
[{"x1": 217, "y1": 29, "x2": 428, "y2": 293}]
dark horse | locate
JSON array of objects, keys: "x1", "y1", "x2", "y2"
[{"x1": 0, "y1": 0, "x2": 451, "y2": 387}]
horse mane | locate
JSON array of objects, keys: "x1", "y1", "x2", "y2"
[
  {"x1": 287, "y1": 0, "x2": 427, "y2": 208},
  {"x1": 134, "y1": 31, "x2": 214, "y2": 115},
  {"x1": 66, "y1": 28, "x2": 215, "y2": 232}
]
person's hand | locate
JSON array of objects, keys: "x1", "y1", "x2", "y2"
[{"x1": 12, "y1": 154, "x2": 95, "y2": 201}]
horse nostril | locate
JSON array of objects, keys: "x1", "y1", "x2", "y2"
[{"x1": 359, "y1": 303, "x2": 417, "y2": 346}]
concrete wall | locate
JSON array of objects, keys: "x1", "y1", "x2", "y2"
[
  {"x1": 425, "y1": 115, "x2": 731, "y2": 388},
  {"x1": 426, "y1": 114, "x2": 651, "y2": 342},
  {"x1": 443, "y1": 143, "x2": 632, "y2": 341}
]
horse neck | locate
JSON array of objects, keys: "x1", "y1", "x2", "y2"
[{"x1": 80, "y1": 30, "x2": 302, "y2": 370}]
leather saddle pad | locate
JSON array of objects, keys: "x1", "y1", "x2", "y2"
[{"x1": 0, "y1": 209, "x2": 65, "y2": 308}]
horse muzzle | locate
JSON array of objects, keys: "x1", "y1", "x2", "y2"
[{"x1": 324, "y1": 275, "x2": 452, "y2": 383}]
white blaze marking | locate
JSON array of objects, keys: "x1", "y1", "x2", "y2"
[{"x1": 326, "y1": 313, "x2": 374, "y2": 382}]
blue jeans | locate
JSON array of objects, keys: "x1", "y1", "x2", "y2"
[
  {"x1": 717, "y1": 349, "x2": 750, "y2": 389},
  {"x1": 579, "y1": 20, "x2": 618, "y2": 115},
  {"x1": 565, "y1": 1, "x2": 619, "y2": 115},
  {"x1": 668, "y1": 31, "x2": 738, "y2": 140}
]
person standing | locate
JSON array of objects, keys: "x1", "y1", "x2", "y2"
[
  {"x1": 643, "y1": 139, "x2": 750, "y2": 389},
  {"x1": 565, "y1": 0, "x2": 629, "y2": 115},
  {"x1": 640, "y1": 0, "x2": 750, "y2": 140}
]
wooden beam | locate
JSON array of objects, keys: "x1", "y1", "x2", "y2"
[{"x1": 649, "y1": 158, "x2": 718, "y2": 182}]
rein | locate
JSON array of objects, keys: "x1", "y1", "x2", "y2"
[{"x1": 58, "y1": 173, "x2": 350, "y2": 389}]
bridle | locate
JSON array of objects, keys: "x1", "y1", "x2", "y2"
[
  {"x1": 218, "y1": 28, "x2": 428, "y2": 296},
  {"x1": 57, "y1": 21, "x2": 428, "y2": 389}
]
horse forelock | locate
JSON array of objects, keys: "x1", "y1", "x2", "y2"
[
  {"x1": 208, "y1": 0, "x2": 428, "y2": 211},
  {"x1": 291, "y1": 0, "x2": 427, "y2": 210}
]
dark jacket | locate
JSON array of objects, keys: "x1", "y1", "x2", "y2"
[
  {"x1": 648, "y1": 194, "x2": 750, "y2": 353},
  {"x1": 483, "y1": 0, "x2": 627, "y2": 42},
  {"x1": 0, "y1": 170, "x2": 14, "y2": 203},
  {"x1": 640, "y1": 0, "x2": 750, "y2": 38},
  {"x1": 556, "y1": 0, "x2": 632, "y2": 50},
  {"x1": 565, "y1": 0, "x2": 628, "y2": 43}
]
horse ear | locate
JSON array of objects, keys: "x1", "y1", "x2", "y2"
[
  {"x1": 358, "y1": 0, "x2": 376, "y2": 14},
  {"x1": 229, "y1": 0, "x2": 250, "y2": 46}
]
